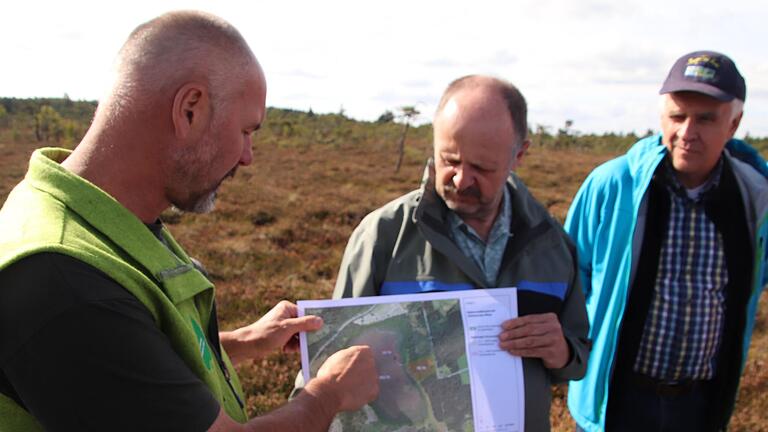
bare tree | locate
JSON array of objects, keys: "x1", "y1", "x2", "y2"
[{"x1": 394, "y1": 106, "x2": 420, "y2": 173}]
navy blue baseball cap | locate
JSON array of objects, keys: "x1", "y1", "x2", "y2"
[{"x1": 659, "y1": 50, "x2": 746, "y2": 102}]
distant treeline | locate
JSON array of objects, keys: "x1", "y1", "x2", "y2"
[
  {"x1": 0, "y1": 97, "x2": 96, "y2": 146},
  {"x1": 1, "y1": 97, "x2": 766, "y2": 156}
]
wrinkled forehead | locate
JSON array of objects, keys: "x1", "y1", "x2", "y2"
[{"x1": 433, "y1": 110, "x2": 516, "y2": 163}]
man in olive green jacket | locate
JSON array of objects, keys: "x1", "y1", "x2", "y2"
[{"x1": 334, "y1": 75, "x2": 590, "y2": 431}]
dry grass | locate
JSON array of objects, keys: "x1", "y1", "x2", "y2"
[{"x1": 1, "y1": 137, "x2": 766, "y2": 431}]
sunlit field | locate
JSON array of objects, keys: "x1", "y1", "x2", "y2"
[{"x1": 1, "y1": 105, "x2": 766, "y2": 431}]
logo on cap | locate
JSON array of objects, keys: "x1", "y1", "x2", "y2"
[
  {"x1": 659, "y1": 50, "x2": 746, "y2": 102},
  {"x1": 687, "y1": 55, "x2": 720, "y2": 68},
  {"x1": 683, "y1": 55, "x2": 721, "y2": 82},
  {"x1": 684, "y1": 65, "x2": 716, "y2": 81}
]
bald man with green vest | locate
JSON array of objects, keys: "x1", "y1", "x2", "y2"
[{"x1": 0, "y1": 11, "x2": 378, "y2": 432}]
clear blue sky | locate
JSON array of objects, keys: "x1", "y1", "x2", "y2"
[{"x1": 2, "y1": 0, "x2": 766, "y2": 136}]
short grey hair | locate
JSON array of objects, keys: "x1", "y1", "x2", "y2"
[
  {"x1": 658, "y1": 94, "x2": 745, "y2": 122},
  {"x1": 730, "y1": 98, "x2": 744, "y2": 121},
  {"x1": 105, "y1": 10, "x2": 256, "y2": 122}
]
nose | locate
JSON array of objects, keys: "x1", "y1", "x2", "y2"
[
  {"x1": 452, "y1": 165, "x2": 474, "y2": 191},
  {"x1": 678, "y1": 118, "x2": 696, "y2": 141},
  {"x1": 240, "y1": 136, "x2": 253, "y2": 166}
]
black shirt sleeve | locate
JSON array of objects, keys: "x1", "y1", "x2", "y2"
[{"x1": 0, "y1": 253, "x2": 221, "y2": 431}]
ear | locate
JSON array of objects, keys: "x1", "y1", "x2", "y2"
[
  {"x1": 172, "y1": 83, "x2": 211, "y2": 139},
  {"x1": 511, "y1": 139, "x2": 531, "y2": 169},
  {"x1": 727, "y1": 110, "x2": 743, "y2": 139},
  {"x1": 427, "y1": 156, "x2": 436, "y2": 182}
]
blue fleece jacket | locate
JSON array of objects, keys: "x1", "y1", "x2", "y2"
[{"x1": 565, "y1": 135, "x2": 768, "y2": 432}]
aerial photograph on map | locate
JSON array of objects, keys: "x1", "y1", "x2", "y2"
[{"x1": 305, "y1": 299, "x2": 472, "y2": 432}]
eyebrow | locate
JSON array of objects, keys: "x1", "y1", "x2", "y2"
[
  {"x1": 472, "y1": 160, "x2": 498, "y2": 171},
  {"x1": 668, "y1": 110, "x2": 717, "y2": 118},
  {"x1": 441, "y1": 152, "x2": 497, "y2": 170}
]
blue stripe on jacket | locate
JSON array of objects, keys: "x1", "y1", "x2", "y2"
[
  {"x1": 380, "y1": 279, "x2": 567, "y2": 300},
  {"x1": 380, "y1": 280, "x2": 473, "y2": 295}
]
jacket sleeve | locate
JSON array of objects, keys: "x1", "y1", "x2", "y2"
[
  {"x1": 761, "y1": 215, "x2": 768, "y2": 289},
  {"x1": 333, "y1": 200, "x2": 408, "y2": 299},
  {"x1": 544, "y1": 173, "x2": 606, "y2": 382},
  {"x1": 333, "y1": 207, "x2": 400, "y2": 299},
  {"x1": 548, "y1": 240, "x2": 590, "y2": 383},
  {"x1": 333, "y1": 221, "x2": 378, "y2": 299},
  {"x1": 564, "y1": 173, "x2": 599, "y2": 299}
]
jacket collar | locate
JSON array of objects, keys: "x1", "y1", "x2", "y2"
[
  {"x1": 412, "y1": 159, "x2": 549, "y2": 286},
  {"x1": 627, "y1": 134, "x2": 768, "y2": 182},
  {"x1": 414, "y1": 158, "x2": 546, "y2": 229},
  {"x1": 25, "y1": 148, "x2": 214, "y2": 308},
  {"x1": 626, "y1": 135, "x2": 768, "y2": 217}
]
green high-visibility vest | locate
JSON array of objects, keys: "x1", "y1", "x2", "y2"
[{"x1": 0, "y1": 148, "x2": 248, "y2": 430}]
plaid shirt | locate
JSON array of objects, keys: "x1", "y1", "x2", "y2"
[
  {"x1": 448, "y1": 187, "x2": 511, "y2": 285},
  {"x1": 633, "y1": 159, "x2": 728, "y2": 380}
]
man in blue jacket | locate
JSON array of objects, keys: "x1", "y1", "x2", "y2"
[{"x1": 566, "y1": 51, "x2": 768, "y2": 431}]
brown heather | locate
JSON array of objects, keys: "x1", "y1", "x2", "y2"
[{"x1": 1, "y1": 107, "x2": 766, "y2": 431}]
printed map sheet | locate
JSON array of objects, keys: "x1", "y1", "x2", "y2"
[{"x1": 299, "y1": 288, "x2": 524, "y2": 432}]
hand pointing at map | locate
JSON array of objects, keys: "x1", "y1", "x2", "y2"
[
  {"x1": 220, "y1": 300, "x2": 325, "y2": 365},
  {"x1": 498, "y1": 312, "x2": 571, "y2": 369},
  {"x1": 312, "y1": 345, "x2": 380, "y2": 412}
]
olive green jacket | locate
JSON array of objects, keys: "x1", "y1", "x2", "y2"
[{"x1": 0, "y1": 148, "x2": 247, "y2": 430}]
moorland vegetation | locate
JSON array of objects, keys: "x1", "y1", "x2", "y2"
[{"x1": 1, "y1": 98, "x2": 766, "y2": 431}]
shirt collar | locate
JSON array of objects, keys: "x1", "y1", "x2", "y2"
[{"x1": 661, "y1": 154, "x2": 723, "y2": 202}]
